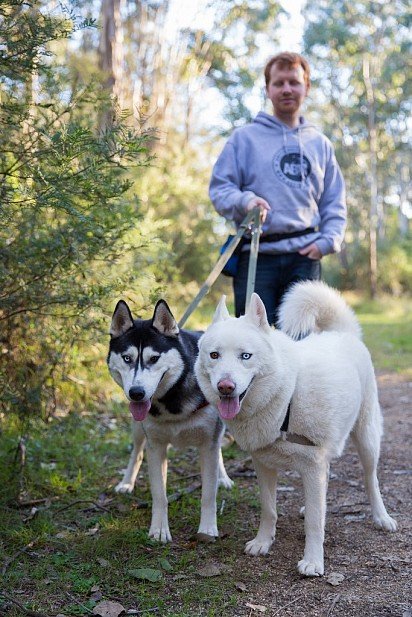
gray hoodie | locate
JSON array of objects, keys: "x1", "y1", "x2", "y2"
[{"x1": 209, "y1": 111, "x2": 346, "y2": 256}]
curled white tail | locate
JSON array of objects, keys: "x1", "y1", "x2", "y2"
[{"x1": 278, "y1": 281, "x2": 362, "y2": 340}]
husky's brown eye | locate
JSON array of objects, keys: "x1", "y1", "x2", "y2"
[
  {"x1": 149, "y1": 355, "x2": 160, "y2": 364},
  {"x1": 210, "y1": 351, "x2": 219, "y2": 359}
]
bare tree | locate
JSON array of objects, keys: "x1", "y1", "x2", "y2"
[
  {"x1": 99, "y1": 0, "x2": 126, "y2": 130},
  {"x1": 362, "y1": 53, "x2": 378, "y2": 298}
]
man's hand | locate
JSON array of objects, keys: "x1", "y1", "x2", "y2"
[
  {"x1": 246, "y1": 197, "x2": 271, "y2": 223},
  {"x1": 298, "y1": 243, "x2": 322, "y2": 260}
]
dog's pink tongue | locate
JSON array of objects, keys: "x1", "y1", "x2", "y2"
[
  {"x1": 217, "y1": 396, "x2": 240, "y2": 420},
  {"x1": 129, "y1": 400, "x2": 151, "y2": 421}
]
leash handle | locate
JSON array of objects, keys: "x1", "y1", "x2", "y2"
[
  {"x1": 245, "y1": 208, "x2": 262, "y2": 312},
  {"x1": 178, "y1": 208, "x2": 260, "y2": 328}
]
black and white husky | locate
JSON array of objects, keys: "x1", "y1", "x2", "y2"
[{"x1": 107, "y1": 299, "x2": 233, "y2": 543}]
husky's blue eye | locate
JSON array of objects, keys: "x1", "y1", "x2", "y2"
[
  {"x1": 210, "y1": 351, "x2": 219, "y2": 359},
  {"x1": 149, "y1": 355, "x2": 160, "y2": 364},
  {"x1": 240, "y1": 352, "x2": 252, "y2": 360},
  {"x1": 122, "y1": 355, "x2": 132, "y2": 364}
]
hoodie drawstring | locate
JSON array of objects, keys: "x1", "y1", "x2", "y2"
[
  {"x1": 298, "y1": 126, "x2": 304, "y2": 189},
  {"x1": 282, "y1": 125, "x2": 287, "y2": 153}
]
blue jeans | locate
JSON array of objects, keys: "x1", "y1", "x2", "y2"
[{"x1": 233, "y1": 252, "x2": 321, "y2": 326}]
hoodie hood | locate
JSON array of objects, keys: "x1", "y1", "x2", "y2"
[{"x1": 253, "y1": 111, "x2": 315, "y2": 132}]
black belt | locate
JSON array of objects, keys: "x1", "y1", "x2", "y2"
[{"x1": 243, "y1": 227, "x2": 316, "y2": 245}]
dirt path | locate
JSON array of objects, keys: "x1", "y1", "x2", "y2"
[{"x1": 219, "y1": 373, "x2": 411, "y2": 617}]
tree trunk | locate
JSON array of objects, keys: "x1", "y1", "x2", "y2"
[
  {"x1": 363, "y1": 54, "x2": 378, "y2": 298},
  {"x1": 397, "y1": 159, "x2": 410, "y2": 237},
  {"x1": 98, "y1": 0, "x2": 125, "y2": 131}
]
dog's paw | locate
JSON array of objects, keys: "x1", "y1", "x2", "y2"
[
  {"x1": 149, "y1": 525, "x2": 172, "y2": 543},
  {"x1": 196, "y1": 532, "x2": 217, "y2": 543},
  {"x1": 114, "y1": 480, "x2": 135, "y2": 494},
  {"x1": 197, "y1": 523, "x2": 218, "y2": 538},
  {"x1": 298, "y1": 558, "x2": 324, "y2": 577},
  {"x1": 218, "y1": 475, "x2": 234, "y2": 490},
  {"x1": 244, "y1": 536, "x2": 273, "y2": 556},
  {"x1": 373, "y1": 513, "x2": 397, "y2": 532}
]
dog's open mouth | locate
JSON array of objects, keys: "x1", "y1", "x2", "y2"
[
  {"x1": 129, "y1": 400, "x2": 151, "y2": 421},
  {"x1": 217, "y1": 390, "x2": 247, "y2": 420}
]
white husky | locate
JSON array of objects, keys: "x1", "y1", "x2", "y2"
[{"x1": 195, "y1": 281, "x2": 397, "y2": 576}]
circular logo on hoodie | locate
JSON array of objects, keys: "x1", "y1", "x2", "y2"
[{"x1": 273, "y1": 147, "x2": 312, "y2": 188}]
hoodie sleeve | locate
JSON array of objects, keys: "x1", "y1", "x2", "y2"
[
  {"x1": 209, "y1": 141, "x2": 256, "y2": 224},
  {"x1": 315, "y1": 144, "x2": 347, "y2": 256}
]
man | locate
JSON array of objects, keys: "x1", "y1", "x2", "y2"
[{"x1": 209, "y1": 52, "x2": 347, "y2": 325}]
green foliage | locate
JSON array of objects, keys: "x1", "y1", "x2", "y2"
[
  {"x1": 132, "y1": 132, "x2": 225, "y2": 312},
  {"x1": 0, "y1": 1, "x2": 153, "y2": 418},
  {"x1": 189, "y1": 0, "x2": 283, "y2": 128},
  {"x1": 352, "y1": 293, "x2": 412, "y2": 374},
  {"x1": 376, "y1": 240, "x2": 412, "y2": 296},
  {"x1": 303, "y1": 0, "x2": 411, "y2": 294}
]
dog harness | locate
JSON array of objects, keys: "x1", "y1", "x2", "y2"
[{"x1": 280, "y1": 400, "x2": 316, "y2": 446}]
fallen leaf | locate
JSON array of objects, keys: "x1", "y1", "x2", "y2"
[
  {"x1": 40, "y1": 462, "x2": 57, "y2": 470},
  {"x1": 92, "y1": 600, "x2": 125, "y2": 617},
  {"x1": 344, "y1": 513, "x2": 365, "y2": 522},
  {"x1": 23, "y1": 507, "x2": 38, "y2": 522},
  {"x1": 116, "y1": 503, "x2": 128, "y2": 513},
  {"x1": 198, "y1": 561, "x2": 229, "y2": 577},
  {"x1": 91, "y1": 591, "x2": 103, "y2": 602},
  {"x1": 97, "y1": 557, "x2": 109, "y2": 567},
  {"x1": 129, "y1": 568, "x2": 163, "y2": 582},
  {"x1": 235, "y1": 582, "x2": 247, "y2": 592},
  {"x1": 158, "y1": 558, "x2": 173, "y2": 572},
  {"x1": 327, "y1": 572, "x2": 345, "y2": 586},
  {"x1": 85, "y1": 524, "x2": 100, "y2": 536},
  {"x1": 245, "y1": 602, "x2": 267, "y2": 612}
]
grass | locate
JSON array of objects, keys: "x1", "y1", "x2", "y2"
[
  {"x1": 0, "y1": 411, "x2": 255, "y2": 616},
  {"x1": 0, "y1": 293, "x2": 411, "y2": 616},
  {"x1": 346, "y1": 293, "x2": 412, "y2": 375}
]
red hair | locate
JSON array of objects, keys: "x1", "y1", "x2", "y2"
[{"x1": 264, "y1": 52, "x2": 311, "y2": 89}]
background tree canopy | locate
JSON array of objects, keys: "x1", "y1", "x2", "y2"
[{"x1": 0, "y1": 0, "x2": 410, "y2": 419}]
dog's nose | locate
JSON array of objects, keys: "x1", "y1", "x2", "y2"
[
  {"x1": 217, "y1": 379, "x2": 235, "y2": 395},
  {"x1": 129, "y1": 386, "x2": 146, "y2": 401}
]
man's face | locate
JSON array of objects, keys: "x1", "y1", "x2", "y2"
[{"x1": 266, "y1": 63, "x2": 309, "y2": 123}]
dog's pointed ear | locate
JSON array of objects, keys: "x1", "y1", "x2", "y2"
[
  {"x1": 245, "y1": 293, "x2": 271, "y2": 331},
  {"x1": 212, "y1": 295, "x2": 230, "y2": 324},
  {"x1": 152, "y1": 300, "x2": 179, "y2": 336},
  {"x1": 110, "y1": 300, "x2": 134, "y2": 338}
]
